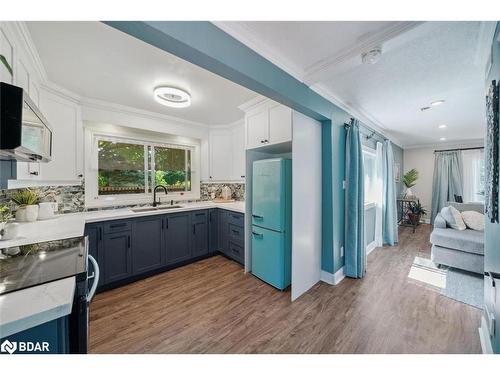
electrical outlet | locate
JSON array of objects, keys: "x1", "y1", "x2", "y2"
[{"x1": 340, "y1": 246, "x2": 344, "y2": 257}]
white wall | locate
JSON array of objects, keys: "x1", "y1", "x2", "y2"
[
  {"x1": 291, "y1": 111, "x2": 322, "y2": 301},
  {"x1": 404, "y1": 141, "x2": 484, "y2": 221}
]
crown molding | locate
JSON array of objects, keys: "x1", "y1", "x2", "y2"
[
  {"x1": 80, "y1": 96, "x2": 210, "y2": 129},
  {"x1": 237, "y1": 95, "x2": 268, "y2": 112},
  {"x1": 212, "y1": 21, "x2": 305, "y2": 82},
  {"x1": 311, "y1": 83, "x2": 404, "y2": 149},
  {"x1": 303, "y1": 22, "x2": 423, "y2": 85}
]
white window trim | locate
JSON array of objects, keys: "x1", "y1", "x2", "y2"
[{"x1": 84, "y1": 128, "x2": 201, "y2": 208}]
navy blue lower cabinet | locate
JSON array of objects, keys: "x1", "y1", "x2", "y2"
[
  {"x1": 191, "y1": 210, "x2": 209, "y2": 257},
  {"x1": 132, "y1": 216, "x2": 165, "y2": 275},
  {"x1": 103, "y1": 231, "x2": 132, "y2": 284},
  {"x1": 208, "y1": 208, "x2": 219, "y2": 254},
  {"x1": 165, "y1": 212, "x2": 191, "y2": 265},
  {"x1": 218, "y1": 210, "x2": 229, "y2": 256},
  {"x1": 84, "y1": 223, "x2": 105, "y2": 288}
]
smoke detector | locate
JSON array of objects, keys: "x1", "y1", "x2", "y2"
[{"x1": 361, "y1": 47, "x2": 382, "y2": 65}]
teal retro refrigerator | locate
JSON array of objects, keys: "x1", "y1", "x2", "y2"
[{"x1": 251, "y1": 158, "x2": 292, "y2": 290}]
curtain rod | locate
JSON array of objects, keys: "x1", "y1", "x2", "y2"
[
  {"x1": 434, "y1": 146, "x2": 484, "y2": 153},
  {"x1": 344, "y1": 118, "x2": 388, "y2": 142}
]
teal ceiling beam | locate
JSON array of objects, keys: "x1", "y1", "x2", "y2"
[{"x1": 103, "y1": 21, "x2": 337, "y2": 122}]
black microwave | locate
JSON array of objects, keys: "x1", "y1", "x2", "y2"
[{"x1": 0, "y1": 82, "x2": 52, "y2": 162}]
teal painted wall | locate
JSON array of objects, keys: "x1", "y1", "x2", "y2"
[
  {"x1": 485, "y1": 22, "x2": 500, "y2": 353},
  {"x1": 106, "y1": 21, "x2": 394, "y2": 277}
]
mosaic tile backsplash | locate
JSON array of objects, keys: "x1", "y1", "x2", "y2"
[
  {"x1": 0, "y1": 183, "x2": 85, "y2": 214},
  {"x1": 0, "y1": 182, "x2": 245, "y2": 214},
  {"x1": 200, "y1": 182, "x2": 245, "y2": 201}
]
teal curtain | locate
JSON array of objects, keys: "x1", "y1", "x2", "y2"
[
  {"x1": 431, "y1": 150, "x2": 464, "y2": 222},
  {"x1": 345, "y1": 120, "x2": 365, "y2": 278},
  {"x1": 382, "y1": 140, "x2": 398, "y2": 245}
]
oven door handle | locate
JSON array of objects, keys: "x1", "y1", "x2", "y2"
[{"x1": 87, "y1": 254, "x2": 100, "y2": 303}]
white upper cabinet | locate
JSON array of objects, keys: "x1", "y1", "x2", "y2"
[
  {"x1": 38, "y1": 91, "x2": 83, "y2": 182},
  {"x1": 244, "y1": 100, "x2": 292, "y2": 150},
  {"x1": 209, "y1": 130, "x2": 233, "y2": 181},
  {"x1": 231, "y1": 122, "x2": 246, "y2": 180},
  {"x1": 269, "y1": 104, "x2": 292, "y2": 144},
  {"x1": 246, "y1": 110, "x2": 269, "y2": 149},
  {"x1": 207, "y1": 121, "x2": 245, "y2": 182}
]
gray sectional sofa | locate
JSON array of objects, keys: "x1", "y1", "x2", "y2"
[{"x1": 430, "y1": 202, "x2": 484, "y2": 274}]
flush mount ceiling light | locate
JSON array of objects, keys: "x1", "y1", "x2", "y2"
[
  {"x1": 440, "y1": 137, "x2": 447, "y2": 141},
  {"x1": 431, "y1": 100, "x2": 445, "y2": 107},
  {"x1": 438, "y1": 124, "x2": 447, "y2": 129},
  {"x1": 361, "y1": 47, "x2": 382, "y2": 65},
  {"x1": 153, "y1": 86, "x2": 191, "y2": 108}
]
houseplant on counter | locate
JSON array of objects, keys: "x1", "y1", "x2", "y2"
[
  {"x1": 408, "y1": 202, "x2": 427, "y2": 225},
  {"x1": 403, "y1": 168, "x2": 419, "y2": 198},
  {"x1": 12, "y1": 188, "x2": 40, "y2": 222},
  {"x1": 0, "y1": 204, "x2": 12, "y2": 239}
]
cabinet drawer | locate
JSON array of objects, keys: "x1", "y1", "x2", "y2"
[
  {"x1": 227, "y1": 211, "x2": 244, "y2": 226},
  {"x1": 227, "y1": 240, "x2": 244, "y2": 264},
  {"x1": 103, "y1": 220, "x2": 132, "y2": 234},
  {"x1": 191, "y1": 210, "x2": 208, "y2": 224},
  {"x1": 228, "y1": 223, "x2": 244, "y2": 245}
]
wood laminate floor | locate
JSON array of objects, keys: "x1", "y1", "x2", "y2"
[{"x1": 89, "y1": 225, "x2": 482, "y2": 353}]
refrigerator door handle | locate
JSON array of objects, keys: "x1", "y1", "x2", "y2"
[
  {"x1": 87, "y1": 254, "x2": 100, "y2": 303},
  {"x1": 252, "y1": 231, "x2": 263, "y2": 238},
  {"x1": 252, "y1": 214, "x2": 263, "y2": 219}
]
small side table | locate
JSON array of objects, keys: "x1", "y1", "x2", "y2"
[{"x1": 397, "y1": 197, "x2": 420, "y2": 233}]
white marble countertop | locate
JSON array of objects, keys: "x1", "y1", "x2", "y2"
[
  {"x1": 0, "y1": 200, "x2": 245, "y2": 249},
  {"x1": 0, "y1": 201, "x2": 245, "y2": 337},
  {"x1": 0, "y1": 277, "x2": 75, "y2": 338}
]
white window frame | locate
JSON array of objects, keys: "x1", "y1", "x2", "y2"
[{"x1": 85, "y1": 128, "x2": 200, "y2": 208}]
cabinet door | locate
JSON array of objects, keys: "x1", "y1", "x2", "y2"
[
  {"x1": 38, "y1": 91, "x2": 82, "y2": 181},
  {"x1": 269, "y1": 105, "x2": 292, "y2": 144},
  {"x1": 209, "y1": 131, "x2": 233, "y2": 180},
  {"x1": 165, "y1": 213, "x2": 191, "y2": 264},
  {"x1": 103, "y1": 232, "x2": 132, "y2": 284},
  {"x1": 232, "y1": 123, "x2": 246, "y2": 180},
  {"x1": 246, "y1": 110, "x2": 269, "y2": 149},
  {"x1": 132, "y1": 216, "x2": 165, "y2": 275},
  {"x1": 191, "y1": 220, "x2": 209, "y2": 258},
  {"x1": 209, "y1": 209, "x2": 219, "y2": 254},
  {"x1": 218, "y1": 210, "x2": 229, "y2": 255},
  {"x1": 85, "y1": 224, "x2": 105, "y2": 288}
]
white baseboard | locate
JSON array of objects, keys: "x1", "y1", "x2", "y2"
[
  {"x1": 321, "y1": 267, "x2": 345, "y2": 286},
  {"x1": 479, "y1": 316, "x2": 494, "y2": 354},
  {"x1": 366, "y1": 241, "x2": 377, "y2": 256}
]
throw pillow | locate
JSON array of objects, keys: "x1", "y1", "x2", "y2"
[
  {"x1": 440, "y1": 206, "x2": 467, "y2": 230},
  {"x1": 461, "y1": 210, "x2": 485, "y2": 231}
]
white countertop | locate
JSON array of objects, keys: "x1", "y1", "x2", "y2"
[
  {"x1": 0, "y1": 201, "x2": 245, "y2": 337},
  {"x1": 0, "y1": 200, "x2": 245, "y2": 249},
  {"x1": 0, "y1": 277, "x2": 75, "y2": 338}
]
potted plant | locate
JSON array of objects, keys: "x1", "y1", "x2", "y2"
[
  {"x1": 12, "y1": 188, "x2": 40, "y2": 222},
  {"x1": 0, "y1": 204, "x2": 12, "y2": 239},
  {"x1": 408, "y1": 202, "x2": 427, "y2": 225},
  {"x1": 403, "y1": 168, "x2": 419, "y2": 197}
]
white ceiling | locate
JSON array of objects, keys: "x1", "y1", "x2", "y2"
[
  {"x1": 215, "y1": 21, "x2": 494, "y2": 147},
  {"x1": 26, "y1": 21, "x2": 257, "y2": 126}
]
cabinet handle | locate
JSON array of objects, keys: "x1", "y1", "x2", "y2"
[
  {"x1": 77, "y1": 174, "x2": 83, "y2": 178},
  {"x1": 128, "y1": 235, "x2": 131, "y2": 248},
  {"x1": 252, "y1": 231, "x2": 263, "y2": 238},
  {"x1": 99, "y1": 227, "x2": 102, "y2": 241},
  {"x1": 232, "y1": 229, "x2": 240, "y2": 235},
  {"x1": 193, "y1": 224, "x2": 196, "y2": 235},
  {"x1": 260, "y1": 140, "x2": 265, "y2": 143},
  {"x1": 241, "y1": 175, "x2": 245, "y2": 178},
  {"x1": 162, "y1": 219, "x2": 164, "y2": 230},
  {"x1": 30, "y1": 171, "x2": 39, "y2": 176},
  {"x1": 209, "y1": 212, "x2": 212, "y2": 222},
  {"x1": 166, "y1": 218, "x2": 169, "y2": 229},
  {"x1": 252, "y1": 214, "x2": 263, "y2": 219}
]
